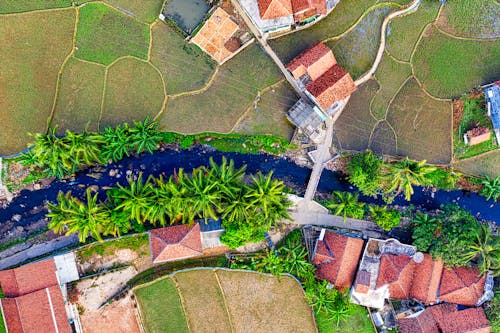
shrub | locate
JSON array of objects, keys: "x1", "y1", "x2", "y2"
[{"x1": 369, "y1": 205, "x2": 401, "y2": 231}]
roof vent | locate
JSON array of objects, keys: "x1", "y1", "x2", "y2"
[
  {"x1": 319, "y1": 228, "x2": 326, "y2": 241},
  {"x1": 413, "y1": 252, "x2": 424, "y2": 263}
]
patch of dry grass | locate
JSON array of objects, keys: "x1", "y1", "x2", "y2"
[{"x1": 454, "y1": 150, "x2": 500, "y2": 177}]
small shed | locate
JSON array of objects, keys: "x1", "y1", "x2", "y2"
[
  {"x1": 465, "y1": 127, "x2": 491, "y2": 146},
  {"x1": 287, "y1": 97, "x2": 325, "y2": 141}
]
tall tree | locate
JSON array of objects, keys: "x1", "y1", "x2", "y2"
[
  {"x1": 463, "y1": 224, "x2": 500, "y2": 276},
  {"x1": 326, "y1": 191, "x2": 365, "y2": 223}
]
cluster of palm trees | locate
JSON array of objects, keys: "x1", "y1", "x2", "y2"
[
  {"x1": 48, "y1": 158, "x2": 291, "y2": 244},
  {"x1": 20, "y1": 119, "x2": 161, "y2": 179}
]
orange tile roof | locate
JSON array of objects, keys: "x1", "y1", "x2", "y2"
[
  {"x1": 306, "y1": 64, "x2": 356, "y2": 110},
  {"x1": 398, "y1": 307, "x2": 439, "y2": 333},
  {"x1": 0, "y1": 259, "x2": 58, "y2": 297},
  {"x1": 410, "y1": 254, "x2": 443, "y2": 304},
  {"x1": 258, "y1": 0, "x2": 293, "y2": 19},
  {"x1": 439, "y1": 308, "x2": 490, "y2": 333},
  {"x1": 376, "y1": 254, "x2": 415, "y2": 299},
  {"x1": 312, "y1": 231, "x2": 364, "y2": 289},
  {"x1": 150, "y1": 223, "x2": 203, "y2": 263},
  {"x1": 310, "y1": 0, "x2": 326, "y2": 15},
  {"x1": 1, "y1": 299, "x2": 23, "y2": 333},
  {"x1": 438, "y1": 266, "x2": 486, "y2": 306},
  {"x1": 286, "y1": 42, "x2": 336, "y2": 80},
  {"x1": 291, "y1": 0, "x2": 310, "y2": 13}
]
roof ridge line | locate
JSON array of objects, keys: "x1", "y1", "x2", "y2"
[{"x1": 179, "y1": 224, "x2": 202, "y2": 253}]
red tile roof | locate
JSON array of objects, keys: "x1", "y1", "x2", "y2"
[
  {"x1": 150, "y1": 223, "x2": 203, "y2": 263},
  {"x1": 376, "y1": 254, "x2": 415, "y2": 299},
  {"x1": 438, "y1": 266, "x2": 486, "y2": 306},
  {"x1": 1, "y1": 299, "x2": 23, "y2": 333},
  {"x1": 0, "y1": 259, "x2": 58, "y2": 297},
  {"x1": 439, "y1": 307, "x2": 490, "y2": 333},
  {"x1": 410, "y1": 254, "x2": 443, "y2": 304},
  {"x1": 398, "y1": 308, "x2": 439, "y2": 333},
  {"x1": 306, "y1": 64, "x2": 356, "y2": 110},
  {"x1": 311, "y1": 0, "x2": 327, "y2": 14},
  {"x1": 286, "y1": 42, "x2": 336, "y2": 80},
  {"x1": 291, "y1": 0, "x2": 310, "y2": 13},
  {"x1": 312, "y1": 231, "x2": 364, "y2": 289},
  {"x1": 258, "y1": 0, "x2": 293, "y2": 20}
]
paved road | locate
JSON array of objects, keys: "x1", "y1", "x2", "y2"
[{"x1": 354, "y1": 0, "x2": 421, "y2": 86}]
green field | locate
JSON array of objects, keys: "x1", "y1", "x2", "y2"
[
  {"x1": 234, "y1": 81, "x2": 297, "y2": 139},
  {"x1": 101, "y1": 57, "x2": 165, "y2": 127},
  {"x1": 75, "y1": 0, "x2": 163, "y2": 23},
  {"x1": 0, "y1": 8, "x2": 75, "y2": 155},
  {"x1": 0, "y1": 0, "x2": 71, "y2": 14},
  {"x1": 75, "y1": 3, "x2": 150, "y2": 65},
  {"x1": 160, "y1": 45, "x2": 282, "y2": 134},
  {"x1": 316, "y1": 304, "x2": 374, "y2": 333},
  {"x1": 413, "y1": 26, "x2": 500, "y2": 99},
  {"x1": 135, "y1": 276, "x2": 189, "y2": 333},
  {"x1": 151, "y1": 22, "x2": 216, "y2": 95},
  {"x1": 77, "y1": 234, "x2": 149, "y2": 262},
  {"x1": 52, "y1": 57, "x2": 105, "y2": 133}
]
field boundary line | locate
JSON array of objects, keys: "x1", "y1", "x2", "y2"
[
  {"x1": 432, "y1": 24, "x2": 500, "y2": 42},
  {"x1": 80, "y1": 1, "x2": 149, "y2": 26},
  {"x1": 384, "y1": 49, "x2": 410, "y2": 64},
  {"x1": 384, "y1": 74, "x2": 413, "y2": 120},
  {"x1": 213, "y1": 270, "x2": 237, "y2": 333},
  {"x1": 71, "y1": 56, "x2": 107, "y2": 68},
  {"x1": 453, "y1": 147, "x2": 500, "y2": 164},
  {"x1": 168, "y1": 66, "x2": 220, "y2": 99},
  {"x1": 148, "y1": 61, "x2": 169, "y2": 120},
  {"x1": 170, "y1": 275, "x2": 194, "y2": 333},
  {"x1": 97, "y1": 67, "x2": 109, "y2": 130},
  {"x1": 0, "y1": 5, "x2": 73, "y2": 17},
  {"x1": 368, "y1": 77, "x2": 384, "y2": 121},
  {"x1": 148, "y1": 22, "x2": 156, "y2": 61}
]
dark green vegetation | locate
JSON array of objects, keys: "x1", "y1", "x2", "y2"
[
  {"x1": 368, "y1": 205, "x2": 401, "y2": 231},
  {"x1": 134, "y1": 277, "x2": 189, "y2": 333},
  {"x1": 412, "y1": 205, "x2": 499, "y2": 273},
  {"x1": 0, "y1": 8, "x2": 75, "y2": 155},
  {"x1": 0, "y1": 0, "x2": 71, "y2": 14},
  {"x1": 413, "y1": 26, "x2": 500, "y2": 98},
  {"x1": 47, "y1": 157, "x2": 291, "y2": 245},
  {"x1": 485, "y1": 287, "x2": 500, "y2": 332},
  {"x1": 346, "y1": 150, "x2": 459, "y2": 203},
  {"x1": 75, "y1": 3, "x2": 150, "y2": 65},
  {"x1": 454, "y1": 96, "x2": 497, "y2": 159},
  {"x1": 480, "y1": 176, "x2": 500, "y2": 202}
]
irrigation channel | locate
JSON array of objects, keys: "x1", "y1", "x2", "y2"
[{"x1": 0, "y1": 146, "x2": 499, "y2": 229}]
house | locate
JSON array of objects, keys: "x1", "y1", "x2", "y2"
[
  {"x1": 149, "y1": 223, "x2": 203, "y2": 263},
  {"x1": 286, "y1": 97, "x2": 326, "y2": 142},
  {"x1": 465, "y1": 127, "x2": 491, "y2": 146},
  {"x1": 398, "y1": 303, "x2": 491, "y2": 333},
  {"x1": 485, "y1": 81, "x2": 500, "y2": 144},
  {"x1": 311, "y1": 229, "x2": 364, "y2": 290},
  {"x1": 287, "y1": 42, "x2": 336, "y2": 82},
  {"x1": 0, "y1": 256, "x2": 80, "y2": 333},
  {"x1": 351, "y1": 238, "x2": 491, "y2": 309}
]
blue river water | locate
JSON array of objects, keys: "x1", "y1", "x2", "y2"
[{"x1": 0, "y1": 147, "x2": 498, "y2": 226}]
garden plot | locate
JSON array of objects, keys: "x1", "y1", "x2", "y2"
[
  {"x1": 75, "y1": 0, "x2": 163, "y2": 23},
  {"x1": 454, "y1": 150, "x2": 500, "y2": 178},
  {"x1": 75, "y1": 2, "x2": 150, "y2": 65},
  {"x1": 101, "y1": 57, "x2": 165, "y2": 128},
  {"x1": 52, "y1": 57, "x2": 105, "y2": 133},
  {"x1": 413, "y1": 26, "x2": 500, "y2": 99},
  {"x1": 0, "y1": 8, "x2": 75, "y2": 155},
  {"x1": 233, "y1": 81, "x2": 297, "y2": 139},
  {"x1": 0, "y1": 0, "x2": 71, "y2": 14},
  {"x1": 150, "y1": 22, "x2": 216, "y2": 95},
  {"x1": 160, "y1": 45, "x2": 282, "y2": 134}
]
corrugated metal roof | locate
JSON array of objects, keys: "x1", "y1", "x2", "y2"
[{"x1": 485, "y1": 85, "x2": 500, "y2": 129}]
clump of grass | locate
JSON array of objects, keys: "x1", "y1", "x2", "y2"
[{"x1": 77, "y1": 234, "x2": 149, "y2": 262}]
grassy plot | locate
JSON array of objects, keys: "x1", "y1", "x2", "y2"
[
  {"x1": 75, "y1": 2, "x2": 150, "y2": 65},
  {"x1": 77, "y1": 234, "x2": 149, "y2": 262},
  {"x1": 134, "y1": 276, "x2": 189, "y2": 333},
  {"x1": 0, "y1": 8, "x2": 75, "y2": 155},
  {"x1": 233, "y1": 81, "x2": 297, "y2": 139},
  {"x1": 173, "y1": 270, "x2": 233, "y2": 333},
  {"x1": 160, "y1": 45, "x2": 282, "y2": 133},
  {"x1": 386, "y1": 78, "x2": 452, "y2": 164},
  {"x1": 52, "y1": 57, "x2": 105, "y2": 133},
  {"x1": 326, "y1": 5, "x2": 394, "y2": 80},
  {"x1": 369, "y1": 120, "x2": 398, "y2": 156},
  {"x1": 151, "y1": 22, "x2": 216, "y2": 95},
  {"x1": 436, "y1": 0, "x2": 500, "y2": 38},
  {"x1": 316, "y1": 304, "x2": 374, "y2": 333},
  {"x1": 454, "y1": 150, "x2": 500, "y2": 177},
  {"x1": 269, "y1": 0, "x2": 378, "y2": 63},
  {"x1": 75, "y1": 0, "x2": 164, "y2": 23},
  {"x1": 371, "y1": 53, "x2": 412, "y2": 119},
  {"x1": 0, "y1": 0, "x2": 71, "y2": 14},
  {"x1": 386, "y1": 0, "x2": 441, "y2": 61},
  {"x1": 216, "y1": 270, "x2": 317, "y2": 333},
  {"x1": 333, "y1": 79, "x2": 379, "y2": 151},
  {"x1": 101, "y1": 57, "x2": 165, "y2": 127},
  {"x1": 413, "y1": 26, "x2": 500, "y2": 99}
]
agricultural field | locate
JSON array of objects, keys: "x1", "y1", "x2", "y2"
[
  {"x1": 160, "y1": 45, "x2": 282, "y2": 134},
  {"x1": 0, "y1": 0, "x2": 71, "y2": 14},
  {"x1": 316, "y1": 304, "x2": 374, "y2": 333},
  {"x1": 134, "y1": 269, "x2": 317, "y2": 333},
  {"x1": 74, "y1": 0, "x2": 164, "y2": 23},
  {"x1": 454, "y1": 150, "x2": 500, "y2": 178}
]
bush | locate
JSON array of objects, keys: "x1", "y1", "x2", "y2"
[
  {"x1": 179, "y1": 136, "x2": 195, "y2": 150},
  {"x1": 369, "y1": 205, "x2": 401, "y2": 231},
  {"x1": 346, "y1": 150, "x2": 382, "y2": 196},
  {"x1": 220, "y1": 224, "x2": 266, "y2": 249}
]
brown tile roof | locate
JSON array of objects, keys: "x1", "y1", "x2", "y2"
[
  {"x1": 376, "y1": 254, "x2": 415, "y2": 299},
  {"x1": 306, "y1": 64, "x2": 356, "y2": 110},
  {"x1": 438, "y1": 266, "x2": 486, "y2": 306},
  {"x1": 467, "y1": 127, "x2": 491, "y2": 145},
  {"x1": 440, "y1": 308, "x2": 490, "y2": 333},
  {"x1": 150, "y1": 223, "x2": 203, "y2": 263},
  {"x1": 286, "y1": 42, "x2": 336, "y2": 80},
  {"x1": 291, "y1": 0, "x2": 310, "y2": 13},
  {"x1": 398, "y1": 308, "x2": 439, "y2": 333},
  {"x1": 0, "y1": 259, "x2": 58, "y2": 297},
  {"x1": 312, "y1": 231, "x2": 364, "y2": 289},
  {"x1": 311, "y1": 0, "x2": 327, "y2": 15},
  {"x1": 410, "y1": 254, "x2": 443, "y2": 304},
  {"x1": 1, "y1": 299, "x2": 23, "y2": 333},
  {"x1": 258, "y1": 0, "x2": 293, "y2": 19}
]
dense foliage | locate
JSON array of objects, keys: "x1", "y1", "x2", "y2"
[
  {"x1": 368, "y1": 205, "x2": 401, "y2": 231},
  {"x1": 19, "y1": 119, "x2": 292, "y2": 179},
  {"x1": 485, "y1": 287, "x2": 500, "y2": 332},
  {"x1": 325, "y1": 191, "x2": 365, "y2": 222},
  {"x1": 346, "y1": 150, "x2": 460, "y2": 203},
  {"x1": 48, "y1": 158, "x2": 291, "y2": 244},
  {"x1": 412, "y1": 205, "x2": 498, "y2": 272},
  {"x1": 480, "y1": 176, "x2": 500, "y2": 202}
]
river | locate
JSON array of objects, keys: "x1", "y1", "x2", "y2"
[{"x1": 1, "y1": 146, "x2": 498, "y2": 227}]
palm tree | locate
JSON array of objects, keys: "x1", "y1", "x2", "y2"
[
  {"x1": 100, "y1": 124, "x2": 131, "y2": 162},
  {"x1": 128, "y1": 118, "x2": 162, "y2": 154},
  {"x1": 64, "y1": 130, "x2": 103, "y2": 165},
  {"x1": 47, "y1": 189, "x2": 109, "y2": 242},
  {"x1": 480, "y1": 176, "x2": 500, "y2": 202},
  {"x1": 29, "y1": 127, "x2": 73, "y2": 178},
  {"x1": 208, "y1": 157, "x2": 246, "y2": 200},
  {"x1": 183, "y1": 167, "x2": 222, "y2": 223},
  {"x1": 326, "y1": 191, "x2": 365, "y2": 222},
  {"x1": 463, "y1": 224, "x2": 500, "y2": 276},
  {"x1": 382, "y1": 158, "x2": 436, "y2": 201},
  {"x1": 411, "y1": 213, "x2": 440, "y2": 252}
]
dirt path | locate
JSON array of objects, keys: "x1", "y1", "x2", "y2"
[{"x1": 355, "y1": 0, "x2": 421, "y2": 86}]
